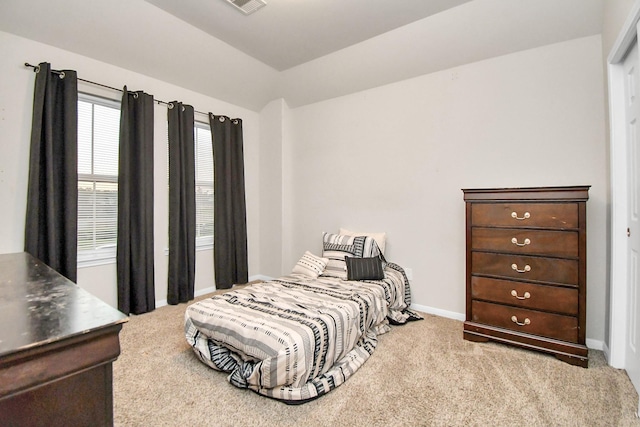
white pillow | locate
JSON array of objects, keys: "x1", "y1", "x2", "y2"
[
  {"x1": 339, "y1": 228, "x2": 386, "y2": 255},
  {"x1": 291, "y1": 251, "x2": 329, "y2": 278}
]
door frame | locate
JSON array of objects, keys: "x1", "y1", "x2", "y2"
[{"x1": 608, "y1": 1, "x2": 640, "y2": 369}]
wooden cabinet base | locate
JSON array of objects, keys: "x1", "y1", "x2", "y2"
[
  {"x1": 464, "y1": 322, "x2": 588, "y2": 368},
  {"x1": 0, "y1": 325, "x2": 124, "y2": 427},
  {"x1": 0, "y1": 363, "x2": 114, "y2": 427}
]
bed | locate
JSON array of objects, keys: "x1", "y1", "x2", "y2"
[{"x1": 184, "y1": 232, "x2": 422, "y2": 403}]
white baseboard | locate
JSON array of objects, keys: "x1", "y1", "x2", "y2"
[
  {"x1": 411, "y1": 303, "x2": 465, "y2": 321},
  {"x1": 195, "y1": 286, "x2": 217, "y2": 297},
  {"x1": 249, "y1": 274, "x2": 274, "y2": 282},
  {"x1": 156, "y1": 285, "x2": 217, "y2": 309},
  {"x1": 586, "y1": 338, "x2": 604, "y2": 351},
  {"x1": 602, "y1": 341, "x2": 612, "y2": 364},
  {"x1": 155, "y1": 278, "x2": 271, "y2": 308}
]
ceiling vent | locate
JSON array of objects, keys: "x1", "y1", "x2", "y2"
[{"x1": 225, "y1": 0, "x2": 266, "y2": 15}]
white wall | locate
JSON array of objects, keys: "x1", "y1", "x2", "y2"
[
  {"x1": 602, "y1": 0, "x2": 637, "y2": 56},
  {"x1": 0, "y1": 0, "x2": 281, "y2": 112},
  {"x1": 278, "y1": 0, "x2": 603, "y2": 109},
  {"x1": 0, "y1": 30, "x2": 261, "y2": 308},
  {"x1": 286, "y1": 35, "x2": 608, "y2": 344},
  {"x1": 258, "y1": 99, "x2": 283, "y2": 277}
]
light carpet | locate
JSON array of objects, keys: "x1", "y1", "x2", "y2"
[{"x1": 113, "y1": 291, "x2": 640, "y2": 427}]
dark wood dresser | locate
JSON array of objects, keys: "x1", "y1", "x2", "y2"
[
  {"x1": 462, "y1": 186, "x2": 589, "y2": 367},
  {"x1": 0, "y1": 252, "x2": 128, "y2": 426}
]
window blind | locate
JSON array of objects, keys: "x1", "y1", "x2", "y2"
[
  {"x1": 194, "y1": 122, "x2": 214, "y2": 246},
  {"x1": 77, "y1": 94, "x2": 120, "y2": 265}
]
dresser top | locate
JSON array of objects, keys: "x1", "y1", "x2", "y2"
[
  {"x1": 0, "y1": 252, "x2": 128, "y2": 357},
  {"x1": 462, "y1": 186, "x2": 590, "y2": 202}
]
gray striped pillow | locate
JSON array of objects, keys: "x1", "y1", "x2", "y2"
[{"x1": 292, "y1": 251, "x2": 329, "y2": 278}]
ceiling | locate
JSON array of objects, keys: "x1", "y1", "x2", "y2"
[
  {"x1": 0, "y1": 0, "x2": 605, "y2": 111},
  {"x1": 144, "y1": 0, "x2": 473, "y2": 71}
]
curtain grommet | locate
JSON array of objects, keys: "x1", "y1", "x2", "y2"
[
  {"x1": 219, "y1": 116, "x2": 225, "y2": 122},
  {"x1": 168, "y1": 102, "x2": 174, "y2": 109},
  {"x1": 58, "y1": 71, "x2": 65, "y2": 79}
]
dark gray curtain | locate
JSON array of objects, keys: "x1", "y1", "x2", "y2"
[
  {"x1": 167, "y1": 102, "x2": 195, "y2": 304},
  {"x1": 117, "y1": 87, "x2": 155, "y2": 315},
  {"x1": 25, "y1": 62, "x2": 78, "y2": 282},
  {"x1": 209, "y1": 114, "x2": 248, "y2": 289}
]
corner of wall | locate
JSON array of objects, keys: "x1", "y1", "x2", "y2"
[{"x1": 258, "y1": 99, "x2": 290, "y2": 277}]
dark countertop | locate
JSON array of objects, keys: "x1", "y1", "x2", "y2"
[{"x1": 0, "y1": 252, "x2": 128, "y2": 357}]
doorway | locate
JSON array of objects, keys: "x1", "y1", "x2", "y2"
[{"x1": 608, "y1": 2, "x2": 640, "y2": 415}]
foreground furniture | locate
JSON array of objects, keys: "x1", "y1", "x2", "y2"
[
  {"x1": 0, "y1": 252, "x2": 128, "y2": 426},
  {"x1": 463, "y1": 186, "x2": 589, "y2": 367}
]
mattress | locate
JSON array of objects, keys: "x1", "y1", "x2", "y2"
[{"x1": 184, "y1": 263, "x2": 421, "y2": 403}]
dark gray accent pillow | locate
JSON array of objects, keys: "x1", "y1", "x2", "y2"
[{"x1": 345, "y1": 256, "x2": 384, "y2": 281}]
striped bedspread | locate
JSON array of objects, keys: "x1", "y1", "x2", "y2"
[{"x1": 184, "y1": 264, "x2": 421, "y2": 403}]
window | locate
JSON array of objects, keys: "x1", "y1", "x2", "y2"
[
  {"x1": 194, "y1": 122, "x2": 214, "y2": 248},
  {"x1": 77, "y1": 93, "x2": 120, "y2": 266}
]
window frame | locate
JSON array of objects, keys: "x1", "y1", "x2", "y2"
[
  {"x1": 193, "y1": 120, "x2": 214, "y2": 251},
  {"x1": 77, "y1": 92, "x2": 121, "y2": 268}
]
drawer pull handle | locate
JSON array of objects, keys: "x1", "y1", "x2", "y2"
[
  {"x1": 511, "y1": 315, "x2": 531, "y2": 326},
  {"x1": 511, "y1": 237, "x2": 531, "y2": 247},
  {"x1": 511, "y1": 211, "x2": 531, "y2": 220},
  {"x1": 511, "y1": 263, "x2": 531, "y2": 273},
  {"x1": 510, "y1": 290, "x2": 531, "y2": 300}
]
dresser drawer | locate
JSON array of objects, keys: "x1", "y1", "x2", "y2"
[
  {"x1": 472, "y1": 252, "x2": 578, "y2": 285},
  {"x1": 471, "y1": 300, "x2": 578, "y2": 343},
  {"x1": 471, "y1": 228, "x2": 578, "y2": 257},
  {"x1": 471, "y1": 203, "x2": 578, "y2": 229},
  {"x1": 471, "y1": 276, "x2": 578, "y2": 315}
]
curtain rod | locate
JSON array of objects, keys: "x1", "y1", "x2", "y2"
[{"x1": 24, "y1": 62, "x2": 212, "y2": 117}]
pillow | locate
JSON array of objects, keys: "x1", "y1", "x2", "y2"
[
  {"x1": 339, "y1": 228, "x2": 386, "y2": 255},
  {"x1": 291, "y1": 251, "x2": 329, "y2": 278},
  {"x1": 321, "y1": 232, "x2": 382, "y2": 279},
  {"x1": 345, "y1": 256, "x2": 384, "y2": 281}
]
